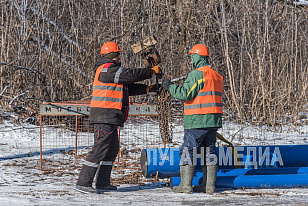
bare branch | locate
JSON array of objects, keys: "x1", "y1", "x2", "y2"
[
  {"x1": 0, "y1": 85, "x2": 10, "y2": 96},
  {"x1": 30, "y1": 8, "x2": 87, "y2": 53},
  {"x1": 9, "y1": 90, "x2": 29, "y2": 105},
  {"x1": 0, "y1": 62, "x2": 40, "y2": 75}
]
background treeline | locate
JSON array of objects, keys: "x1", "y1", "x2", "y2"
[{"x1": 0, "y1": 0, "x2": 307, "y2": 128}]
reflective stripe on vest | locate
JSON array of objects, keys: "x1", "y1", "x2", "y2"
[
  {"x1": 184, "y1": 66, "x2": 223, "y2": 115},
  {"x1": 90, "y1": 63, "x2": 123, "y2": 110}
]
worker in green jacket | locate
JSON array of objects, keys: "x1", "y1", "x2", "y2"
[{"x1": 162, "y1": 44, "x2": 223, "y2": 194}]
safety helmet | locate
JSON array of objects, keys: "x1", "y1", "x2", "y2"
[
  {"x1": 100, "y1": 42, "x2": 122, "y2": 55},
  {"x1": 188, "y1": 44, "x2": 209, "y2": 56}
]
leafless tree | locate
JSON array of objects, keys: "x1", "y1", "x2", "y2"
[{"x1": 0, "y1": 0, "x2": 307, "y2": 128}]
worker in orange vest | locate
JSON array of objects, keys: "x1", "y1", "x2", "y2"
[
  {"x1": 76, "y1": 42, "x2": 161, "y2": 194},
  {"x1": 162, "y1": 44, "x2": 223, "y2": 194}
]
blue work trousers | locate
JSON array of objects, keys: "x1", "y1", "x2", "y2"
[{"x1": 180, "y1": 127, "x2": 218, "y2": 166}]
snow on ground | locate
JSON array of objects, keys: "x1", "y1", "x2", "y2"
[{"x1": 1, "y1": 119, "x2": 308, "y2": 205}]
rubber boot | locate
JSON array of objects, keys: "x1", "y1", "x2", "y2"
[
  {"x1": 95, "y1": 165, "x2": 117, "y2": 191},
  {"x1": 173, "y1": 165, "x2": 195, "y2": 194},
  {"x1": 193, "y1": 166, "x2": 207, "y2": 192},
  {"x1": 206, "y1": 165, "x2": 217, "y2": 195}
]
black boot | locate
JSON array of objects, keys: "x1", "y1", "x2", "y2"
[
  {"x1": 76, "y1": 164, "x2": 99, "y2": 193},
  {"x1": 76, "y1": 185, "x2": 99, "y2": 194},
  {"x1": 95, "y1": 164, "x2": 117, "y2": 191}
]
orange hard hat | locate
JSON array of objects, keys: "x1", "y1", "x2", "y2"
[
  {"x1": 188, "y1": 44, "x2": 209, "y2": 56},
  {"x1": 100, "y1": 42, "x2": 122, "y2": 55}
]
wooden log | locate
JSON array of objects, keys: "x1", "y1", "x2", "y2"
[{"x1": 131, "y1": 35, "x2": 157, "y2": 54}]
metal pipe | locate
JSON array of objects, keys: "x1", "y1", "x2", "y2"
[
  {"x1": 39, "y1": 112, "x2": 42, "y2": 170},
  {"x1": 191, "y1": 167, "x2": 308, "y2": 177},
  {"x1": 170, "y1": 174, "x2": 308, "y2": 189},
  {"x1": 75, "y1": 115, "x2": 78, "y2": 158},
  {"x1": 217, "y1": 167, "x2": 308, "y2": 176},
  {"x1": 141, "y1": 145, "x2": 308, "y2": 178}
]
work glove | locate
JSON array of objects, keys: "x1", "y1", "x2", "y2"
[
  {"x1": 162, "y1": 79, "x2": 173, "y2": 91},
  {"x1": 152, "y1": 65, "x2": 164, "y2": 79},
  {"x1": 151, "y1": 65, "x2": 161, "y2": 74},
  {"x1": 146, "y1": 84, "x2": 161, "y2": 93}
]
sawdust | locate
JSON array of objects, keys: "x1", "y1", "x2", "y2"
[{"x1": 111, "y1": 170, "x2": 160, "y2": 185}]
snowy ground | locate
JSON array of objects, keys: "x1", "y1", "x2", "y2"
[{"x1": 1, "y1": 119, "x2": 308, "y2": 205}]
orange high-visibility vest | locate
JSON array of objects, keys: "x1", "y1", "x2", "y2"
[
  {"x1": 90, "y1": 63, "x2": 123, "y2": 110},
  {"x1": 184, "y1": 66, "x2": 223, "y2": 115}
]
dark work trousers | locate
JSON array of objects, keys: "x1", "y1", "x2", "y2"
[
  {"x1": 77, "y1": 123, "x2": 119, "y2": 187},
  {"x1": 179, "y1": 127, "x2": 218, "y2": 166}
]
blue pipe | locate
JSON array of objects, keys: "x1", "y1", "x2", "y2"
[
  {"x1": 298, "y1": 167, "x2": 308, "y2": 174},
  {"x1": 141, "y1": 145, "x2": 308, "y2": 178},
  {"x1": 191, "y1": 167, "x2": 308, "y2": 177},
  {"x1": 217, "y1": 167, "x2": 308, "y2": 176},
  {"x1": 170, "y1": 174, "x2": 308, "y2": 189},
  {"x1": 215, "y1": 174, "x2": 308, "y2": 188}
]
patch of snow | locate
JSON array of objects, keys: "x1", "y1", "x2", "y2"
[{"x1": 0, "y1": 119, "x2": 308, "y2": 205}]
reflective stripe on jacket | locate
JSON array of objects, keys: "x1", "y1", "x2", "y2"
[
  {"x1": 90, "y1": 63, "x2": 123, "y2": 110},
  {"x1": 184, "y1": 66, "x2": 223, "y2": 115}
]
